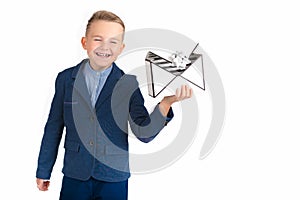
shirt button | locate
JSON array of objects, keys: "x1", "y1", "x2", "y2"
[
  {"x1": 89, "y1": 141, "x2": 94, "y2": 146},
  {"x1": 89, "y1": 116, "x2": 94, "y2": 121}
]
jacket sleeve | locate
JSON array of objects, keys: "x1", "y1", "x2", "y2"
[
  {"x1": 128, "y1": 80, "x2": 174, "y2": 143},
  {"x1": 36, "y1": 72, "x2": 65, "y2": 179}
]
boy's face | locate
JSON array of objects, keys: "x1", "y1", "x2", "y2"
[{"x1": 81, "y1": 20, "x2": 125, "y2": 71}]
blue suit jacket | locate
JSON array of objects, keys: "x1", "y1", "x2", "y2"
[{"x1": 36, "y1": 59, "x2": 173, "y2": 182}]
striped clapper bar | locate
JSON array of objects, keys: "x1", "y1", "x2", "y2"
[{"x1": 145, "y1": 44, "x2": 205, "y2": 98}]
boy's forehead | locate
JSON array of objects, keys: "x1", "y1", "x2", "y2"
[{"x1": 88, "y1": 20, "x2": 124, "y2": 38}]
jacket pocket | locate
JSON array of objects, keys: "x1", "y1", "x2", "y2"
[
  {"x1": 64, "y1": 101, "x2": 78, "y2": 105},
  {"x1": 105, "y1": 145, "x2": 127, "y2": 155},
  {"x1": 64, "y1": 141, "x2": 80, "y2": 152}
]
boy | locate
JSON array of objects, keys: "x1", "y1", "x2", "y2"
[{"x1": 36, "y1": 10, "x2": 192, "y2": 200}]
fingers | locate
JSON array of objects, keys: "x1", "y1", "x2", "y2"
[
  {"x1": 175, "y1": 85, "x2": 193, "y2": 101},
  {"x1": 187, "y1": 86, "x2": 193, "y2": 98},
  {"x1": 161, "y1": 85, "x2": 193, "y2": 109},
  {"x1": 175, "y1": 88, "x2": 180, "y2": 98}
]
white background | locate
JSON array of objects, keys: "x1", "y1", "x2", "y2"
[{"x1": 0, "y1": 0, "x2": 299, "y2": 199}]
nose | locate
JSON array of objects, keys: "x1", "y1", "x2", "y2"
[{"x1": 99, "y1": 41, "x2": 109, "y2": 50}]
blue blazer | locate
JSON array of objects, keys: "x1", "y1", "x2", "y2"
[{"x1": 36, "y1": 59, "x2": 173, "y2": 182}]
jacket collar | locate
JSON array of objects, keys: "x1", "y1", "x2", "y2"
[
  {"x1": 95, "y1": 62, "x2": 124, "y2": 109},
  {"x1": 72, "y1": 59, "x2": 124, "y2": 111}
]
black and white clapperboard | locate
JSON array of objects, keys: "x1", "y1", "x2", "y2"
[{"x1": 145, "y1": 44, "x2": 205, "y2": 98}]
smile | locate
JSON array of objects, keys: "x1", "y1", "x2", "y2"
[{"x1": 95, "y1": 52, "x2": 111, "y2": 57}]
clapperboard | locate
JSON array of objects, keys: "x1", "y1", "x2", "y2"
[{"x1": 145, "y1": 44, "x2": 205, "y2": 98}]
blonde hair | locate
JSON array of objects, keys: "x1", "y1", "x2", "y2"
[{"x1": 85, "y1": 10, "x2": 125, "y2": 36}]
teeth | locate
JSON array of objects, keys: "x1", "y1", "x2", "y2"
[{"x1": 96, "y1": 52, "x2": 110, "y2": 57}]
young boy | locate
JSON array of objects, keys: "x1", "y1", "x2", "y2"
[{"x1": 36, "y1": 10, "x2": 192, "y2": 200}]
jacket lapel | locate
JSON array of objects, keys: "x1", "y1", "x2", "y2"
[
  {"x1": 95, "y1": 63, "x2": 124, "y2": 110},
  {"x1": 72, "y1": 59, "x2": 94, "y2": 112}
]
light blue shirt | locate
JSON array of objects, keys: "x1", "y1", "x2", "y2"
[{"x1": 83, "y1": 61, "x2": 113, "y2": 107}]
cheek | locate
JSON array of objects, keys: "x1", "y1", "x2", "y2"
[
  {"x1": 86, "y1": 46, "x2": 97, "y2": 56},
  {"x1": 86, "y1": 42, "x2": 98, "y2": 51},
  {"x1": 114, "y1": 47, "x2": 123, "y2": 56}
]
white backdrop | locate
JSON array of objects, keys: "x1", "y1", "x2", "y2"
[{"x1": 0, "y1": 0, "x2": 299, "y2": 199}]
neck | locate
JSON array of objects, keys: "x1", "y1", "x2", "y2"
[{"x1": 89, "y1": 61, "x2": 111, "y2": 72}]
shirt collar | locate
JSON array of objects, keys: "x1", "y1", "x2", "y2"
[{"x1": 84, "y1": 61, "x2": 113, "y2": 78}]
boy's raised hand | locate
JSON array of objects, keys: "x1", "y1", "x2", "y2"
[{"x1": 159, "y1": 85, "x2": 193, "y2": 116}]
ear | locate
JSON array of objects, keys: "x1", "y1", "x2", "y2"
[
  {"x1": 119, "y1": 43, "x2": 125, "y2": 53},
  {"x1": 81, "y1": 37, "x2": 87, "y2": 50}
]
